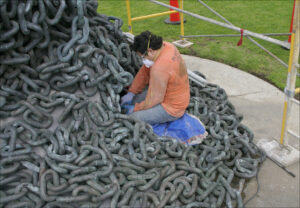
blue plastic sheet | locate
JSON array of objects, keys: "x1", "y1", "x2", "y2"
[{"x1": 151, "y1": 113, "x2": 207, "y2": 146}]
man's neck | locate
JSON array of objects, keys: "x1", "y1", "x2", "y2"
[{"x1": 153, "y1": 45, "x2": 163, "y2": 61}]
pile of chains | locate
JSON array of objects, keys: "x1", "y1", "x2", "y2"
[
  {"x1": 0, "y1": 0, "x2": 265, "y2": 207},
  {"x1": 0, "y1": 0, "x2": 141, "y2": 119}
]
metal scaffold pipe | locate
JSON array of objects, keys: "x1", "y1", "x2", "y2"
[
  {"x1": 187, "y1": 70, "x2": 207, "y2": 87},
  {"x1": 148, "y1": 0, "x2": 290, "y2": 49},
  {"x1": 197, "y1": 0, "x2": 232, "y2": 25},
  {"x1": 196, "y1": 0, "x2": 289, "y2": 68},
  {"x1": 182, "y1": 33, "x2": 291, "y2": 38}
]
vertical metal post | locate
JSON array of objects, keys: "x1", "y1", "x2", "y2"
[
  {"x1": 126, "y1": 0, "x2": 133, "y2": 34},
  {"x1": 179, "y1": 0, "x2": 184, "y2": 40},
  {"x1": 280, "y1": 0, "x2": 300, "y2": 145}
]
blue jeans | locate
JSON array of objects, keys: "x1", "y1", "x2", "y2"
[{"x1": 130, "y1": 89, "x2": 178, "y2": 125}]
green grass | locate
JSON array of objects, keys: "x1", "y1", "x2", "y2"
[{"x1": 97, "y1": 0, "x2": 299, "y2": 90}]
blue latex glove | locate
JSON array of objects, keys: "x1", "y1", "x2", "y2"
[
  {"x1": 122, "y1": 104, "x2": 134, "y2": 114},
  {"x1": 121, "y1": 92, "x2": 135, "y2": 105}
]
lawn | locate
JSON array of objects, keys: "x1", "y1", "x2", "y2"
[{"x1": 97, "y1": 0, "x2": 299, "y2": 91}]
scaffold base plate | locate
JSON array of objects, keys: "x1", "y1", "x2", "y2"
[
  {"x1": 172, "y1": 39, "x2": 193, "y2": 48},
  {"x1": 257, "y1": 139, "x2": 300, "y2": 167}
]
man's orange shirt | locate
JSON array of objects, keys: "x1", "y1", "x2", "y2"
[{"x1": 129, "y1": 42, "x2": 190, "y2": 118}]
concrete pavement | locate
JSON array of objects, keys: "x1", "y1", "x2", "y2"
[{"x1": 183, "y1": 55, "x2": 300, "y2": 208}]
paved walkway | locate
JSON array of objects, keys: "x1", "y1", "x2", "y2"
[{"x1": 183, "y1": 55, "x2": 300, "y2": 208}]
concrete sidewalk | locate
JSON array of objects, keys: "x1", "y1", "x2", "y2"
[{"x1": 183, "y1": 55, "x2": 300, "y2": 208}]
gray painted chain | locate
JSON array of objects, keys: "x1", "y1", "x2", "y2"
[
  {"x1": 0, "y1": 92, "x2": 265, "y2": 208},
  {"x1": 0, "y1": 0, "x2": 141, "y2": 119},
  {"x1": 0, "y1": 0, "x2": 265, "y2": 207}
]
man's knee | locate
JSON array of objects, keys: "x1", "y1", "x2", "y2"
[
  {"x1": 129, "y1": 111, "x2": 156, "y2": 124},
  {"x1": 129, "y1": 112, "x2": 139, "y2": 120}
]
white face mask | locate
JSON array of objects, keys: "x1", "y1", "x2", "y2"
[{"x1": 142, "y1": 58, "x2": 154, "y2": 68}]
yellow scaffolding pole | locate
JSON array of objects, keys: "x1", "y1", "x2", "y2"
[
  {"x1": 179, "y1": 0, "x2": 184, "y2": 40},
  {"x1": 280, "y1": 32, "x2": 295, "y2": 144},
  {"x1": 126, "y1": 0, "x2": 133, "y2": 33},
  {"x1": 132, "y1": 10, "x2": 177, "y2": 21}
]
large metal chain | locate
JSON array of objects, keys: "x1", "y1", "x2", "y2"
[{"x1": 0, "y1": 0, "x2": 265, "y2": 207}]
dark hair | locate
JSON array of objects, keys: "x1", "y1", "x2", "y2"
[{"x1": 131, "y1": 31, "x2": 163, "y2": 54}]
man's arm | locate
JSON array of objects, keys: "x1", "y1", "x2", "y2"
[
  {"x1": 128, "y1": 65, "x2": 150, "y2": 94},
  {"x1": 134, "y1": 69, "x2": 169, "y2": 112}
]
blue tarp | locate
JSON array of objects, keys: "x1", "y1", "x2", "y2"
[{"x1": 151, "y1": 113, "x2": 207, "y2": 146}]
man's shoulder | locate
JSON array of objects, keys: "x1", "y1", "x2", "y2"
[
  {"x1": 150, "y1": 63, "x2": 171, "y2": 77},
  {"x1": 163, "y1": 41, "x2": 177, "y2": 50}
]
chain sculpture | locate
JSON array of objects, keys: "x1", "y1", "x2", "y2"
[{"x1": 0, "y1": 0, "x2": 265, "y2": 207}]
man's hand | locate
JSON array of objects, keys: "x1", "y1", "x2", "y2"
[
  {"x1": 121, "y1": 104, "x2": 134, "y2": 114},
  {"x1": 121, "y1": 92, "x2": 135, "y2": 105}
]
